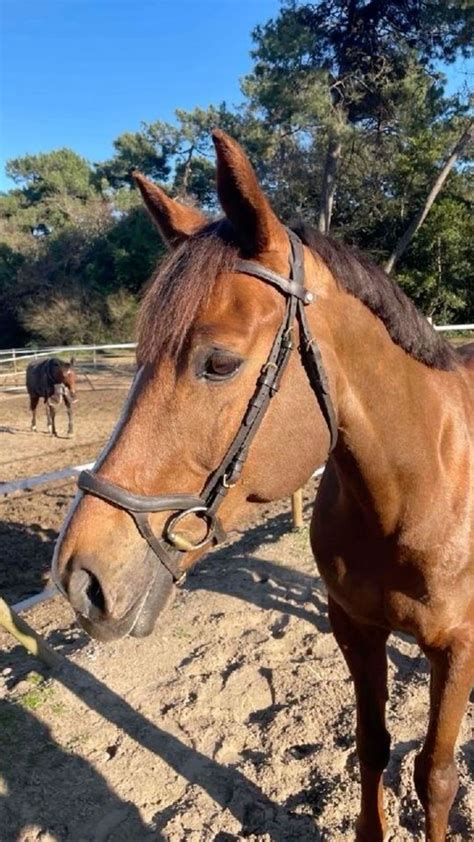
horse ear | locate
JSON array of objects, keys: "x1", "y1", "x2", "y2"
[
  {"x1": 212, "y1": 129, "x2": 286, "y2": 256},
  {"x1": 132, "y1": 172, "x2": 206, "y2": 246},
  {"x1": 69, "y1": 356, "x2": 75, "y2": 367}
]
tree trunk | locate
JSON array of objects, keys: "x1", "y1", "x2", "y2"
[
  {"x1": 318, "y1": 130, "x2": 342, "y2": 234},
  {"x1": 177, "y1": 146, "x2": 194, "y2": 199},
  {"x1": 385, "y1": 122, "x2": 473, "y2": 274}
]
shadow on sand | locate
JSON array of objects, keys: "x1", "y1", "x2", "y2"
[{"x1": 1, "y1": 652, "x2": 323, "y2": 842}]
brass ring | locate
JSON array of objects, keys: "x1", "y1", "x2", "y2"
[{"x1": 165, "y1": 506, "x2": 215, "y2": 552}]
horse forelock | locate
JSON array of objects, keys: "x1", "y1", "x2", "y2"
[{"x1": 137, "y1": 219, "x2": 239, "y2": 366}]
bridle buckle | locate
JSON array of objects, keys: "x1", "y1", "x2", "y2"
[{"x1": 222, "y1": 472, "x2": 238, "y2": 489}]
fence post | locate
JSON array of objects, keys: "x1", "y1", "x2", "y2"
[
  {"x1": 12, "y1": 349, "x2": 17, "y2": 373},
  {"x1": 291, "y1": 489, "x2": 304, "y2": 530}
]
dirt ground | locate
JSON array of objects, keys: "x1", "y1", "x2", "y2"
[
  {"x1": 0, "y1": 375, "x2": 473, "y2": 841},
  {"x1": 0, "y1": 367, "x2": 132, "y2": 482}
]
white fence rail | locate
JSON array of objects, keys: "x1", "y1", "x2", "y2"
[
  {"x1": 0, "y1": 462, "x2": 95, "y2": 497},
  {"x1": 434, "y1": 324, "x2": 474, "y2": 332},
  {"x1": 0, "y1": 342, "x2": 137, "y2": 368}
]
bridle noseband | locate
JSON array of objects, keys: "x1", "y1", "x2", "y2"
[{"x1": 77, "y1": 230, "x2": 337, "y2": 584}]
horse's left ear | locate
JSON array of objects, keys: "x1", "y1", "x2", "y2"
[
  {"x1": 212, "y1": 129, "x2": 286, "y2": 256},
  {"x1": 69, "y1": 357, "x2": 75, "y2": 367},
  {"x1": 132, "y1": 172, "x2": 207, "y2": 247}
]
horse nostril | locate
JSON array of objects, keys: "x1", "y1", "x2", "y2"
[
  {"x1": 68, "y1": 568, "x2": 106, "y2": 619},
  {"x1": 86, "y1": 572, "x2": 105, "y2": 612}
]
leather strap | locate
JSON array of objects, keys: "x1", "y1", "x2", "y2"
[
  {"x1": 132, "y1": 512, "x2": 183, "y2": 580},
  {"x1": 297, "y1": 302, "x2": 338, "y2": 450},
  {"x1": 78, "y1": 469, "x2": 205, "y2": 514},
  {"x1": 234, "y1": 259, "x2": 313, "y2": 303},
  {"x1": 202, "y1": 292, "x2": 297, "y2": 516}
]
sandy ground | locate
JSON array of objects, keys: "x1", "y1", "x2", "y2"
[
  {"x1": 0, "y1": 367, "x2": 132, "y2": 482},
  {"x1": 0, "y1": 375, "x2": 473, "y2": 841}
]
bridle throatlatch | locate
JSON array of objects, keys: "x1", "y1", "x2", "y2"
[{"x1": 77, "y1": 230, "x2": 338, "y2": 584}]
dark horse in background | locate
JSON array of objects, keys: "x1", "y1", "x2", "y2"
[
  {"x1": 26, "y1": 357, "x2": 77, "y2": 436},
  {"x1": 53, "y1": 132, "x2": 473, "y2": 841}
]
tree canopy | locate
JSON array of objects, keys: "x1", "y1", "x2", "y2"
[{"x1": 1, "y1": 0, "x2": 472, "y2": 347}]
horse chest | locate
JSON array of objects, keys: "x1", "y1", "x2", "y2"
[{"x1": 312, "y1": 520, "x2": 473, "y2": 639}]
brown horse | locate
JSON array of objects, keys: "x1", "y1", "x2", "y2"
[
  {"x1": 52, "y1": 131, "x2": 473, "y2": 841},
  {"x1": 26, "y1": 356, "x2": 77, "y2": 436}
]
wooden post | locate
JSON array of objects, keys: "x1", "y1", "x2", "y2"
[
  {"x1": 291, "y1": 489, "x2": 304, "y2": 530},
  {"x1": 0, "y1": 596, "x2": 62, "y2": 669}
]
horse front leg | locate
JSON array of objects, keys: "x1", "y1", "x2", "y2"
[
  {"x1": 414, "y1": 638, "x2": 474, "y2": 842},
  {"x1": 45, "y1": 403, "x2": 57, "y2": 436},
  {"x1": 328, "y1": 596, "x2": 390, "y2": 842},
  {"x1": 65, "y1": 398, "x2": 73, "y2": 436},
  {"x1": 30, "y1": 395, "x2": 39, "y2": 432},
  {"x1": 51, "y1": 404, "x2": 58, "y2": 436}
]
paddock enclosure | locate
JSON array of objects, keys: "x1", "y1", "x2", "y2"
[{"x1": 0, "y1": 353, "x2": 473, "y2": 841}]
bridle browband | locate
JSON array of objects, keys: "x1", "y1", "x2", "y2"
[{"x1": 77, "y1": 230, "x2": 337, "y2": 584}]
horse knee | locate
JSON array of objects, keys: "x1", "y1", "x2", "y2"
[
  {"x1": 414, "y1": 753, "x2": 458, "y2": 811},
  {"x1": 357, "y1": 726, "x2": 391, "y2": 771}
]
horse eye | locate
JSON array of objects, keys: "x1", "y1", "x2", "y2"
[{"x1": 203, "y1": 351, "x2": 242, "y2": 381}]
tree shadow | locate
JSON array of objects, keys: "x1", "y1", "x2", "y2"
[
  {"x1": 184, "y1": 501, "x2": 330, "y2": 634},
  {"x1": 0, "y1": 696, "x2": 160, "y2": 841},
  {"x1": 2, "y1": 653, "x2": 322, "y2": 841},
  {"x1": 187, "y1": 551, "x2": 329, "y2": 635},
  {"x1": 386, "y1": 639, "x2": 429, "y2": 684},
  {"x1": 0, "y1": 624, "x2": 93, "y2": 689},
  {"x1": 0, "y1": 518, "x2": 58, "y2": 604}
]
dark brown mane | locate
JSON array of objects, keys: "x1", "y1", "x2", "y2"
[
  {"x1": 137, "y1": 220, "x2": 238, "y2": 364},
  {"x1": 138, "y1": 217, "x2": 456, "y2": 371},
  {"x1": 293, "y1": 222, "x2": 457, "y2": 371}
]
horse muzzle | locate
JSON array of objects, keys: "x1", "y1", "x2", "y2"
[{"x1": 56, "y1": 544, "x2": 175, "y2": 642}]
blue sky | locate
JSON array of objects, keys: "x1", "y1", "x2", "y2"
[
  {"x1": 0, "y1": 0, "x2": 280, "y2": 190},
  {"x1": 1, "y1": 0, "x2": 472, "y2": 192}
]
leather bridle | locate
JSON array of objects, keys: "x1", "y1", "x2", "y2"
[{"x1": 77, "y1": 230, "x2": 337, "y2": 584}]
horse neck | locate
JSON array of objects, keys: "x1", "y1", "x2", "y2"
[{"x1": 314, "y1": 273, "x2": 465, "y2": 533}]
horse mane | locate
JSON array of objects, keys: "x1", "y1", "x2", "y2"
[
  {"x1": 293, "y1": 222, "x2": 457, "y2": 371},
  {"x1": 137, "y1": 218, "x2": 457, "y2": 371}
]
